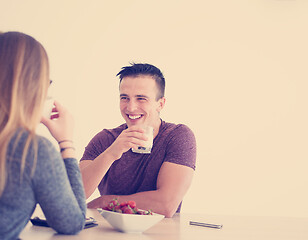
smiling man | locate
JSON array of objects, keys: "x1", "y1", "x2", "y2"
[{"x1": 79, "y1": 63, "x2": 196, "y2": 217}]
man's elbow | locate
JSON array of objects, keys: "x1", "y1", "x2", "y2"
[
  {"x1": 159, "y1": 199, "x2": 179, "y2": 218},
  {"x1": 164, "y1": 210, "x2": 176, "y2": 218}
]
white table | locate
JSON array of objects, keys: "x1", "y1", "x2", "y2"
[{"x1": 20, "y1": 207, "x2": 308, "y2": 240}]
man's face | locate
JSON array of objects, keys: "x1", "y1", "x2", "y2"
[{"x1": 119, "y1": 75, "x2": 165, "y2": 128}]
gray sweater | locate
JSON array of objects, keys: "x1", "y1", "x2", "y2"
[{"x1": 0, "y1": 130, "x2": 86, "y2": 240}]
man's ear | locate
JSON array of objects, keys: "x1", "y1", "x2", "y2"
[{"x1": 157, "y1": 97, "x2": 166, "y2": 112}]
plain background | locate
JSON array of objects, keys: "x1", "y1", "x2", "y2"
[{"x1": 1, "y1": 0, "x2": 307, "y2": 218}]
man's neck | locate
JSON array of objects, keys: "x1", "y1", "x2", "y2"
[{"x1": 153, "y1": 118, "x2": 162, "y2": 139}]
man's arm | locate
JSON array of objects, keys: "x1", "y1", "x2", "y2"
[
  {"x1": 79, "y1": 148, "x2": 115, "y2": 199},
  {"x1": 80, "y1": 126, "x2": 148, "y2": 199},
  {"x1": 87, "y1": 161, "x2": 194, "y2": 218}
]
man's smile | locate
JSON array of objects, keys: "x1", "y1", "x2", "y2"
[{"x1": 128, "y1": 114, "x2": 143, "y2": 120}]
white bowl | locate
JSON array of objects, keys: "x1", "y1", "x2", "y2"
[{"x1": 97, "y1": 208, "x2": 164, "y2": 233}]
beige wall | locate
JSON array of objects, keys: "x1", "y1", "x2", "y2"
[{"x1": 1, "y1": 0, "x2": 307, "y2": 218}]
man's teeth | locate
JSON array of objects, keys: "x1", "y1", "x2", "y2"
[{"x1": 129, "y1": 115, "x2": 142, "y2": 120}]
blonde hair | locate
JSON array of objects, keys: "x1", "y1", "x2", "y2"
[{"x1": 0, "y1": 32, "x2": 49, "y2": 197}]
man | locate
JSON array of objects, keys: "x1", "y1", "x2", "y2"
[{"x1": 79, "y1": 63, "x2": 196, "y2": 218}]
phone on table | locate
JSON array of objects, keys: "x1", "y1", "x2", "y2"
[{"x1": 30, "y1": 216, "x2": 98, "y2": 229}]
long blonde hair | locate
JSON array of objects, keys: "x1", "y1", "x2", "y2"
[{"x1": 0, "y1": 32, "x2": 49, "y2": 197}]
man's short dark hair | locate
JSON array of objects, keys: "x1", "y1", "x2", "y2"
[{"x1": 117, "y1": 63, "x2": 165, "y2": 100}]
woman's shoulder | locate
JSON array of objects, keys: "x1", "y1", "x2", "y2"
[
  {"x1": 9, "y1": 129, "x2": 53, "y2": 151},
  {"x1": 7, "y1": 129, "x2": 60, "y2": 171}
]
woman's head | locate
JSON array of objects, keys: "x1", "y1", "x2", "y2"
[
  {"x1": 0, "y1": 31, "x2": 50, "y2": 131},
  {"x1": 0, "y1": 31, "x2": 50, "y2": 196}
]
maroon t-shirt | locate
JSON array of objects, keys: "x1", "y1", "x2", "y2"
[{"x1": 80, "y1": 120, "x2": 196, "y2": 212}]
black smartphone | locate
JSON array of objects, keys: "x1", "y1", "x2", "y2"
[{"x1": 30, "y1": 216, "x2": 98, "y2": 229}]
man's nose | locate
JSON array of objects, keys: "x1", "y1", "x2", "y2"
[{"x1": 127, "y1": 100, "x2": 138, "y2": 112}]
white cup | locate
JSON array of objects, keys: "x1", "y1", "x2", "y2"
[
  {"x1": 42, "y1": 96, "x2": 54, "y2": 119},
  {"x1": 132, "y1": 126, "x2": 154, "y2": 154}
]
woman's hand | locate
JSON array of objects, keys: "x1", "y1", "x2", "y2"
[{"x1": 41, "y1": 101, "x2": 74, "y2": 143}]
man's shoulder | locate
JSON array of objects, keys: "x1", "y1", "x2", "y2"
[
  {"x1": 94, "y1": 123, "x2": 127, "y2": 140},
  {"x1": 160, "y1": 121, "x2": 195, "y2": 141},
  {"x1": 161, "y1": 121, "x2": 193, "y2": 134},
  {"x1": 109, "y1": 123, "x2": 127, "y2": 133}
]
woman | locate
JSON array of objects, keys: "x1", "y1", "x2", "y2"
[{"x1": 0, "y1": 32, "x2": 86, "y2": 239}]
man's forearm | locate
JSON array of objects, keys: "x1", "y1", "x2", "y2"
[
  {"x1": 86, "y1": 163, "x2": 194, "y2": 218},
  {"x1": 87, "y1": 190, "x2": 179, "y2": 218},
  {"x1": 79, "y1": 150, "x2": 116, "y2": 198}
]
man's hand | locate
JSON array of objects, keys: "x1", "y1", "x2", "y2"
[
  {"x1": 87, "y1": 196, "x2": 106, "y2": 209},
  {"x1": 106, "y1": 125, "x2": 148, "y2": 160}
]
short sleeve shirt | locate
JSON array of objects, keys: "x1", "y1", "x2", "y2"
[{"x1": 80, "y1": 120, "x2": 196, "y2": 202}]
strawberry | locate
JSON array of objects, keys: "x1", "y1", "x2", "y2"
[
  {"x1": 137, "y1": 209, "x2": 153, "y2": 215},
  {"x1": 104, "y1": 199, "x2": 153, "y2": 215},
  {"x1": 146, "y1": 210, "x2": 153, "y2": 215},
  {"x1": 107, "y1": 198, "x2": 119, "y2": 211},
  {"x1": 114, "y1": 205, "x2": 123, "y2": 213},
  {"x1": 111, "y1": 199, "x2": 119, "y2": 206},
  {"x1": 132, "y1": 207, "x2": 139, "y2": 214},
  {"x1": 114, "y1": 205, "x2": 121, "y2": 211},
  {"x1": 127, "y1": 200, "x2": 136, "y2": 208},
  {"x1": 120, "y1": 201, "x2": 128, "y2": 207},
  {"x1": 137, "y1": 209, "x2": 146, "y2": 215},
  {"x1": 122, "y1": 205, "x2": 134, "y2": 214}
]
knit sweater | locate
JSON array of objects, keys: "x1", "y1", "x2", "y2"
[{"x1": 0, "y1": 129, "x2": 86, "y2": 240}]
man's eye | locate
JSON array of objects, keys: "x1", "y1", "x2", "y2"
[
  {"x1": 120, "y1": 97, "x2": 128, "y2": 100},
  {"x1": 138, "y1": 98, "x2": 147, "y2": 101}
]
